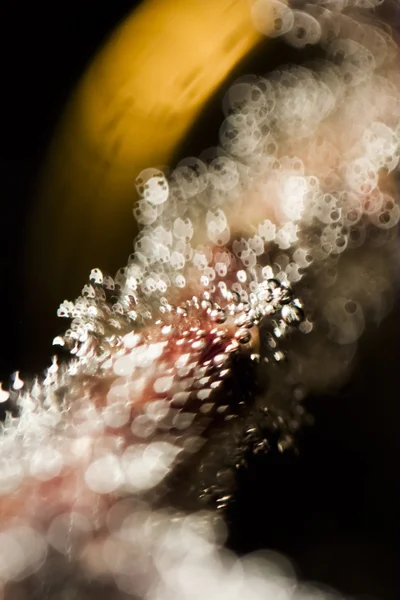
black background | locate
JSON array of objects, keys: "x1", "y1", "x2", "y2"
[{"x1": 1, "y1": 2, "x2": 398, "y2": 599}]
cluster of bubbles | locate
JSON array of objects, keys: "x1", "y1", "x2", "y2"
[
  {"x1": 0, "y1": 1, "x2": 399, "y2": 597},
  {"x1": 0, "y1": 503, "x2": 349, "y2": 600},
  {"x1": 125, "y1": 9, "x2": 399, "y2": 320},
  {"x1": 117, "y1": 3, "x2": 400, "y2": 395},
  {"x1": 0, "y1": 275, "x2": 306, "y2": 503}
]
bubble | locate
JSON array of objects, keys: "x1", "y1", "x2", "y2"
[
  {"x1": 251, "y1": 0, "x2": 294, "y2": 38},
  {"x1": 103, "y1": 402, "x2": 131, "y2": 429},
  {"x1": 347, "y1": 161, "x2": 378, "y2": 196},
  {"x1": 177, "y1": 157, "x2": 209, "y2": 194},
  {"x1": 29, "y1": 446, "x2": 63, "y2": 481},
  {"x1": 222, "y1": 82, "x2": 253, "y2": 115},
  {"x1": 364, "y1": 122, "x2": 399, "y2": 171},
  {"x1": 11, "y1": 371, "x2": 24, "y2": 391},
  {"x1": 153, "y1": 225, "x2": 173, "y2": 248},
  {"x1": 344, "y1": 207, "x2": 362, "y2": 226},
  {"x1": 248, "y1": 234, "x2": 265, "y2": 256},
  {"x1": 293, "y1": 248, "x2": 313, "y2": 268},
  {"x1": 314, "y1": 193, "x2": 338, "y2": 225},
  {"x1": 235, "y1": 328, "x2": 251, "y2": 344},
  {"x1": 263, "y1": 134, "x2": 278, "y2": 156},
  {"x1": 232, "y1": 238, "x2": 249, "y2": 259},
  {"x1": 0, "y1": 458, "x2": 24, "y2": 495},
  {"x1": 89, "y1": 267, "x2": 103, "y2": 284},
  {"x1": 219, "y1": 116, "x2": 261, "y2": 157},
  {"x1": 276, "y1": 222, "x2": 298, "y2": 249},
  {"x1": 332, "y1": 234, "x2": 348, "y2": 254},
  {"x1": 242, "y1": 249, "x2": 258, "y2": 269},
  {"x1": 135, "y1": 168, "x2": 169, "y2": 205},
  {"x1": 173, "y1": 166, "x2": 201, "y2": 198},
  {"x1": 303, "y1": 5, "x2": 338, "y2": 47},
  {"x1": 329, "y1": 208, "x2": 341, "y2": 222},
  {"x1": 347, "y1": 224, "x2": 366, "y2": 248},
  {"x1": 208, "y1": 157, "x2": 239, "y2": 192},
  {"x1": 171, "y1": 412, "x2": 194, "y2": 431},
  {"x1": 134, "y1": 199, "x2": 158, "y2": 225},
  {"x1": 10, "y1": 526, "x2": 47, "y2": 579},
  {"x1": 299, "y1": 319, "x2": 313, "y2": 334},
  {"x1": 57, "y1": 300, "x2": 74, "y2": 319},
  {"x1": 0, "y1": 531, "x2": 25, "y2": 582},
  {"x1": 84, "y1": 454, "x2": 125, "y2": 494},
  {"x1": 153, "y1": 376, "x2": 174, "y2": 395},
  {"x1": 113, "y1": 354, "x2": 136, "y2": 377},
  {"x1": 142, "y1": 277, "x2": 158, "y2": 295},
  {"x1": 323, "y1": 297, "x2": 365, "y2": 344},
  {"x1": 370, "y1": 201, "x2": 400, "y2": 229},
  {"x1": 47, "y1": 512, "x2": 93, "y2": 557},
  {"x1": 203, "y1": 267, "x2": 215, "y2": 282},
  {"x1": 146, "y1": 400, "x2": 170, "y2": 424},
  {"x1": 207, "y1": 210, "x2": 231, "y2": 245},
  {"x1": 258, "y1": 219, "x2": 276, "y2": 242},
  {"x1": 175, "y1": 274, "x2": 186, "y2": 288},
  {"x1": 280, "y1": 175, "x2": 307, "y2": 221},
  {"x1": 328, "y1": 39, "x2": 375, "y2": 86},
  {"x1": 215, "y1": 262, "x2": 228, "y2": 277},
  {"x1": 236, "y1": 270, "x2": 247, "y2": 284},
  {"x1": 131, "y1": 414, "x2": 157, "y2": 439},
  {"x1": 285, "y1": 262, "x2": 302, "y2": 283},
  {"x1": 193, "y1": 252, "x2": 209, "y2": 271},
  {"x1": 173, "y1": 218, "x2": 194, "y2": 241},
  {"x1": 121, "y1": 332, "x2": 142, "y2": 350},
  {"x1": 170, "y1": 251, "x2": 185, "y2": 270},
  {"x1": 171, "y1": 391, "x2": 191, "y2": 409},
  {"x1": 122, "y1": 443, "x2": 181, "y2": 492},
  {"x1": 283, "y1": 10, "x2": 321, "y2": 48}
]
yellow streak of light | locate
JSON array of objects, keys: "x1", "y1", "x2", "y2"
[{"x1": 27, "y1": 0, "x2": 268, "y2": 321}]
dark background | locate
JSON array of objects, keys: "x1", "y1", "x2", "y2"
[
  {"x1": 1, "y1": 2, "x2": 398, "y2": 599},
  {"x1": 1, "y1": 1, "x2": 136, "y2": 380}
]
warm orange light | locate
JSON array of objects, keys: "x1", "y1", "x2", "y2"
[{"x1": 28, "y1": 0, "x2": 265, "y2": 316}]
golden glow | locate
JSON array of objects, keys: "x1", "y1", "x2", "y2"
[{"x1": 28, "y1": 0, "x2": 266, "y2": 312}]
